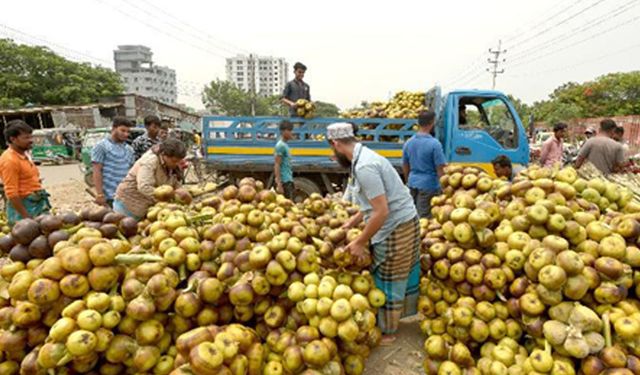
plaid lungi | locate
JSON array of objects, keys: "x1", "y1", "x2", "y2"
[{"x1": 371, "y1": 216, "x2": 420, "y2": 334}]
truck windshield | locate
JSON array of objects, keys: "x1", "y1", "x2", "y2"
[{"x1": 458, "y1": 97, "x2": 518, "y2": 149}]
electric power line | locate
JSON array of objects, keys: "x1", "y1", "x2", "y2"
[
  {"x1": 508, "y1": 0, "x2": 639, "y2": 62},
  {"x1": 501, "y1": 0, "x2": 585, "y2": 46},
  {"x1": 508, "y1": 13, "x2": 640, "y2": 70},
  {"x1": 93, "y1": 0, "x2": 229, "y2": 59},
  {"x1": 506, "y1": 40, "x2": 640, "y2": 78},
  {"x1": 487, "y1": 40, "x2": 506, "y2": 89},
  {"x1": 0, "y1": 23, "x2": 111, "y2": 66},
  {"x1": 132, "y1": 0, "x2": 249, "y2": 55},
  {"x1": 117, "y1": 0, "x2": 245, "y2": 57},
  {"x1": 504, "y1": 0, "x2": 608, "y2": 50}
]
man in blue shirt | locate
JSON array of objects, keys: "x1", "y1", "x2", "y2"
[
  {"x1": 402, "y1": 111, "x2": 446, "y2": 218},
  {"x1": 274, "y1": 121, "x2": 294, "y2": 199},
  {"x1": 92, "y1": 117, "x2": 135, "y2": 207}
]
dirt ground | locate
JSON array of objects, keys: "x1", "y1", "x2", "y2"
[
  {"x1": 37, "y1": 163, "x2": 426, "y2": 374},
  {"x1": 39, "y1": 163, "x2": 99, "y2": 213}
]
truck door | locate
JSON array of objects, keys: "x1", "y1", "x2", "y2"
[{"x1": 449, "y1": 94, "x2": 528, "y2": 172}]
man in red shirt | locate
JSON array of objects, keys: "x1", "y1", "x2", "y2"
[
  {"x1": 540, "y1": 123, "x2": 567, "y2": 168},
  {"x1": 0, "y1": 120, "x2": 50, "y2": 224}
]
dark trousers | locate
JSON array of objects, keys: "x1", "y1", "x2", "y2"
[
  {"x1": 283, "y1": 182, "x2": 295, "y2": 200},
  {"x1": 410, "y1": 188, "x2": 439, "y2": 218}
]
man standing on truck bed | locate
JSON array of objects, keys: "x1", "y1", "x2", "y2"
[
  {"x1": 575, "y1": 119, "x2": 625, "y2": 174},
  {"x1": 539, "y1": 122, "x2": 567, "y2": 168},
  {"x1": 327, "y1": 122, "x2": 420, "y2": 345},
  {"x1": 274, "y1": 121, "x2": 294, "y2": 199},
  {"x1": 281, "y1": 62, "x2": 310, "y2": 117},
  {"x1": 402, "y1": 111, "x2": 446, "y2": 218},
  {"x1": 92, "y1": 117, "x2": 135, "y2": 207}
]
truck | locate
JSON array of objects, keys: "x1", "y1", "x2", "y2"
[{"x1": 201, "y1": 87, "x2": 529, "y2": 201}]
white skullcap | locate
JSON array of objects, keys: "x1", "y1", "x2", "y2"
[{"x1": 327, "y1": 122, "x2": 354, "y2": 140}]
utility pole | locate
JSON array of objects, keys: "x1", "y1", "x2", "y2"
[
  {"x1": 249, "y1": 53, "x2": 257, "y2": 116},
  {"x1": 487, "y1": 40, "x2": 506, "y2": 90}
]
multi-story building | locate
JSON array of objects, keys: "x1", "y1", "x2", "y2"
[
  {"x1": 226, "y1": 54, "x2": 289, "y2": 97},
  {"x1": 114, "y1": 45, "x2": 177, "y2": 105}
]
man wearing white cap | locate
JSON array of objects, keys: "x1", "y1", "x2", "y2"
[{"x1": 327, "y1": 122, "x2": 420, "y2": 345}]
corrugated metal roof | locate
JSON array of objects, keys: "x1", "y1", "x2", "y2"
[{"x1": 0, "y1": 102, "x2": 122, "y2": 116}]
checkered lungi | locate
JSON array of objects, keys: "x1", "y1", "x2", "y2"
[{"x1": 370, "y1": 216, "x2": 421, "y2": 334}]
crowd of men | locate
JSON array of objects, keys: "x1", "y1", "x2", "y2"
[
  {"x1": 539, "y1": 118, "x2": 628, "y2": 175},
  {"x1": 0, "y1": 115, "x2": 192, "y2": 224},
  {"x1": 0, "y1": 58, "x2": 631, "y2": 345}
]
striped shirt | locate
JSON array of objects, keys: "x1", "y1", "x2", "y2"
[{"x1": 91, "y1": 137, "x2": 134, "y2": 200}]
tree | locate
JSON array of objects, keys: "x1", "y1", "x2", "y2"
[
  {"x1": 202, "y1": 79, "x2": 252, "y2": 116},
  {"x1": 0, "y1": 39, "x2": 123, "y2": 109},
  {"x1": 202, "y1": 79, "x2": 340, "y2": 117},
  {"x1": 314, "y1": 101, "x2": 340, "y2": 117},
  {"x1": 530, "y1": 71, "x2": 640, "y2": 124},
  {"x1": 202, "y1": 79, "x2": 285, "y2": 116}
]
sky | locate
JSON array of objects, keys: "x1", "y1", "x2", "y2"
[{"x1": 2, "y1": 0, "x2": 640, "y2": 111}]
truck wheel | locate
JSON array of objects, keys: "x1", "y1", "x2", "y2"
[{"x1": 293, "y1": 177, "x2": 321, "y2": 202}]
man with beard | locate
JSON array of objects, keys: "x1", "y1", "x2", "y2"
[
  {"x1": 328, "y1": 122, "x2": 419, "y2": 345},
  {"x1": 0, "y1": 120, "x2": 51, "y2": 224}
]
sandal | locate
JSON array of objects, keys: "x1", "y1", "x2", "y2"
[{"x1": 380, "y1": 334, "x2": 398, "y2": 346}]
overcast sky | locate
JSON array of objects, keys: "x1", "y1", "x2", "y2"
[{"x1": 2, "y1": 0, "x2": 640, "y2": 110}]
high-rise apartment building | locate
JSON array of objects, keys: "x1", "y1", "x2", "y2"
[
  {"x1": 114, "y1": 45, "x2": 177, "y2": 105},
  {"x1": 226, "y1": 55, "x2": 289, "y2": 97}
]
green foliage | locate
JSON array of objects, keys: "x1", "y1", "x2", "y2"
[
  {"x1": 0, "y1": 39, "x2": 124, "y2": 109},
  {"x1": 314, "y1": 101, "x2": 340, "y2": 117},
  {"x1": 202, "y1": 79, "x2": 340, "y2": 117},
  {"x1": 531, "y1": 71, "x2": 640, "y2": 124}
]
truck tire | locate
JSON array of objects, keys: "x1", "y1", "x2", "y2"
[{"x1": 293, "y1": 177, "x2": 321, "y2": 202}]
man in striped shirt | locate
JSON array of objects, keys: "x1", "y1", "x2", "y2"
[{"x1": 92, "y1": 117, "x2": 135, "y2": 207}]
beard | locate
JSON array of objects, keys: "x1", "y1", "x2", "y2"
[{"x1": 334, "y1": 150, "x2": 352, "y2": 169}]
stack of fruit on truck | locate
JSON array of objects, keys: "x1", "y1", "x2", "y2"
[
  {"x1": 419, "y1": 164, "x2": 640, "y2": 374},
  {"x1": 0, "y1": 179, "x2": 388, "y2": 375},
  {"x1": 341, "y1": 91, "x2": 427, "y2": 119}
]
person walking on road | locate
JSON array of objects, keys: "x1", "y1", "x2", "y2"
[
  {"x1": 274, "y1": 121, "x2": 294, "y2": 199},
  {"x1": 114, "y1": 138, "x2": 186, "y2": 220},
  {"x1": 281, "y1": 62, "x2": 310, "y2": 117},
  {"x1": 402, "y1": 111, "x2": 446, "y2": 218},
  {"x1": 540, "y1": 122, "x2": 567, "y2": 167},
  {"x1": 575, "y1": 119, "x2": 625, "y2": 174},
  {"x1": 328, "y1": 122, "x2": 420, "y2": 345},
  {"x1": 0, "y1": 120, "x2": 51, "y2": 224},
  {"x1": 132, "y1": 115, "x2": 162, "y2": 160},
  {"x1": 92, "y1": 117, "x2": 135, "y2": 207}
]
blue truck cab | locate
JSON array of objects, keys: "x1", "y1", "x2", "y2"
[{"x1": 201, "y1": 86, "x2": 528, "y2": 201}]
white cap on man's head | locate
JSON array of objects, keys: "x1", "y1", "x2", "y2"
[{"x1": 326, "y1": 123, "x2": 354, "y2": 140}]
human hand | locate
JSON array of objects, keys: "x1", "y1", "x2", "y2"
[
  {"x1": 345, "y1": 239, "x2": 368, "y2": 264},
  {"x1": 276, "y1": 183, "x2": 284, "y2": 194},
  {"x1": 95, "y1": 195, "x2": 107, "y2": 207}
]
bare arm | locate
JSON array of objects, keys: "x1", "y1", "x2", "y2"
[
  {"x1": 8, "y1": 197, "x2": 29, "y2": 218},
  {"x1": 342, "y1": 211, "x2": 364, "y2": 229},
  {"x1": 437, "y1": 164, "x2": 445, "y2": 178},
  {"x1": 353, "y1": 195, "x2": 389, "y2": 246},
  {"x1": 281, "y1": 98, "x2": 295, "y2": 108},
  {"x1": 274, "y1": 154, "x2": 283, "y2": 191},
  {"x1": 539, "y1": 143, "x2": 547, "y2": 165},
  {"x1": 402, "y1": 163, "x2": 410, "y2": 183},
  {"x1": 574, "y1": 155, "x2": 586, "y2": 169},
  {"x1": 92, "y1": 163, "x2": 106, "y2": 205},
  {"x1": 1, "y1": 163, "x2": 29, "y2": 218}
]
